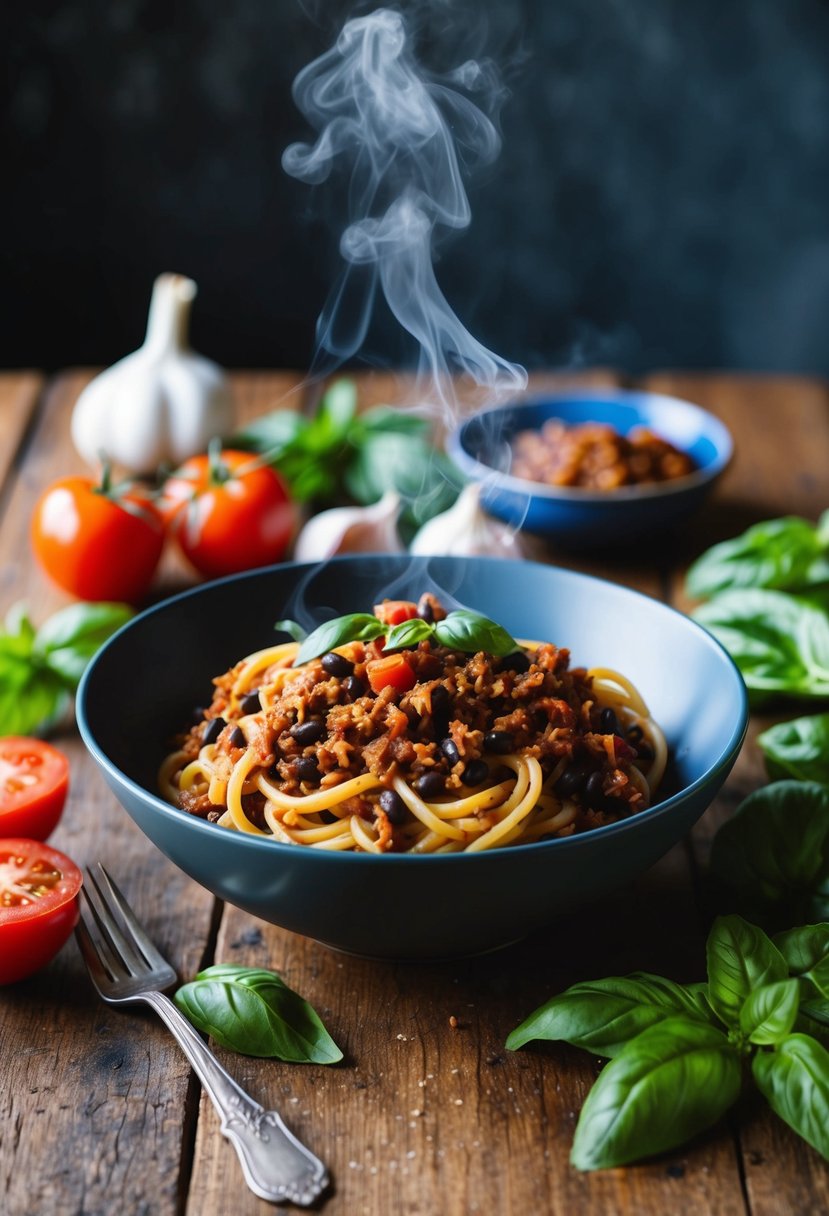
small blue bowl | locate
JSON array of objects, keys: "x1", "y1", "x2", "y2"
[
  {"x1": 77, "y1": 556, "x2": 747, "y2": 960},
  {"x1": 447, "y1": 390, "x2": 733, "y2": 545}
]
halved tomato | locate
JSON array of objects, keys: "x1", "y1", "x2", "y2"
[
  {"x1": 0, "y1": 839, "x2": 82, "y2": 984},
  {"x1": 0, "y1": 738, "x2": 70, "y2": 840}
]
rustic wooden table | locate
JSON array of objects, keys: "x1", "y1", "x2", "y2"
[{"x1": 1, "y1": 369, "x2": 828, "y2": 1215}]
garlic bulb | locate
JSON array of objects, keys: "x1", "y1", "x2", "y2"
[
  {"x1": 409, "y1": 483, "x2": 524, "y2": 558},
  {"x1": 71, "y1": 273, "x2": 234, "y2": 474},
  {"x1": 293, "y1": 491, "x2": 404, "y2": 561}
]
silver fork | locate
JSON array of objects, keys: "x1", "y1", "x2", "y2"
[{"x1": 75, "y1": 863, "x2": 329, "y2": 1206}]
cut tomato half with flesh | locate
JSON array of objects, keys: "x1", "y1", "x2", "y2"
[
  {"x1": 0, "y1": 737, "x2": 70, "y2": 840},
  {"x1": 0, "y1": 839, "x2": 82, "y2": 984}
]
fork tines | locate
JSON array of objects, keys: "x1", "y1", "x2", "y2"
[{"x1": 78, "y1": 863, "x2": 175, "y2": 987}]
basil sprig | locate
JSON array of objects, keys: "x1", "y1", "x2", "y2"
[
  {"x1": 686, "y1": 511, "x2": 829, "y2": 600},
  {"x1": 507, "y1": 913, "x2": 829, "y2": 1169},
  {"x1": 758, "y1": 713, "x2": 829, "y2": 785},
  {"x1": 0, "y1": 600, "x2": 133, "y2": 735},
  {"x1": 174, "y1": 964, "x2": 343, "y2": 1063},
  {"x1": 289, "y1": 608, "x2": 519, "y2": 665}
]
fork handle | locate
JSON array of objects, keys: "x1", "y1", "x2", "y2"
[{"x1": 142, "y1": 990, "x2": 329, "y2": 1206}]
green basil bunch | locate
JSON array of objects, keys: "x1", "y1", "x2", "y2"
[
  {"x1": 230, "y1": 378, "x2": 460, "y2": 530},
  {"x1": 686, "y1": 512, "x2": 829, "y2": 600},
  {"x1": 281, "y1": 608, "x2": 519, "y2": 665},
  {"x1": 0, "y1": 601, "x2": 133, "y2": 735},
  {"x1": 174, "y1": 964, "x2": 343, "y2": 1063},
  {"x1": 757, "y1": 713, "x2": 829, "y2": 785},
  {"x1": 507, "y1": 914, "x2": 829, "y2": 1170}
]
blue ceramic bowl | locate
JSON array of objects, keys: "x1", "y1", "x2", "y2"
[
  {"x1": 77, "y1": 556, "x2": 747, "y2": 959},
  {"x1": 447, "y1": 390, "x2": 733, "y2": 545}
]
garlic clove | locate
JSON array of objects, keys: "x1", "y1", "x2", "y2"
[
  {"x1": 293, "y1": 490, "x2": 404, "y2": 562},
  {"x1": 409, "y1": 482, "x2": 524, "y2": 558},
  {"x1": 71, "y1": 273, "x2": 234, "y2": 474}
]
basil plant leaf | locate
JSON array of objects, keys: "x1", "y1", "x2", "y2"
[
  {"x1": 174, "y1": 964, "x2": 343, "y2": 1063},
  {"x1": 708, "y1": 781, "x2": 829, "y2": 930},
  {"x1": 706, "y1": 915, "x2": 787, "y2": 1028},
  {"x1": 570, "y1": 1017, "x2": 741, "y2": 1171},
  {"x1": 758, "y1": 713, "x2": 829, "y2": 785},
  {"x1": 506, "y1": 974, "x2": 716, "y2": 1059},
  {"x1": 739, "y1": 979, "x2": 801, "y2": 1045},
  {"x1": 383, "y1": 618, "x2": 435, "y2": 651},
  {"x1": 434, "y1": 610, "x2": 518, "y2": 658},
  {"x1": 753, "y1": 1033, "x2": 829, "y2": 1161},
  {"x1": 0, "y1": 661, "x2": 68, "y2": 737},
  {"x1": 693, "y1": 590, "x2": 829, "y2": 701},
  {"x1": 295, "y1": 613, "x2": 385, "y2": 664},
  {"x1": 686, "y1": 516, "x2": 829, "y2": 600},
  {"x1": 34, "y1": 601, "x2": 134, "y2": 687},
  {"x1": 773, "y1": 924, "x2": 829, "y2": 974}
]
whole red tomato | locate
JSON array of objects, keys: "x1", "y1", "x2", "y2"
[
  {"x1": 31, "y1": 470, "x2": 164, "y2": 603},
  {"x1": 162, "y1": 446, "x2": 295, "y2": 579},
  {"x1": 0, "y1": 738, "x2": 69, "y2": 840},
  {"x1": 0, "y1": 838, "x2": 82, "y2": 984}
]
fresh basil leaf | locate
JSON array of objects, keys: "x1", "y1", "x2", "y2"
[
  {"x1": 230, "y1": 407, "x2": 307, "y2": 456},
  {"x1": 773, "y1": 924, "x2": 829, "y2": 974},
  {"x1": 753, "y1": 1033, "x2": 829, "y2": 1161},
  {"x1": 434, "y1": 610, "x2": 518, "y2": 658},
  {"x1": 694, "y1": 590, "x2": 829, "y2": 701},
  {"x1": 174, "y1": 964, "x2": 342, "y2": 1063},
  {"x1": 506, "y1": 975, "x2": 717, "y2": 1059},
  {"x1": 313, "y1": 378, "x2": 356, "y2": 441},
  {"x1": 351, "y1": 405, "x2": 429, "y2": 438},
  {"x1": 4, "y1": 602, "x2": 36, "y2": 646},
  {"x1": 686, "y1": 516, "x2": 829, "y2": 600},
  {"x1": 706, "y1": 915, "x2": 787, "y2": 1027},
  {"x1": 382, "y1": 619, "x2": 435, "y2": 651},
  {"x1": 758, "y1": 713, "x2": 829, "y2": 785},
  {"x1": 709, "y1": 782, "x2": 829, "y2": 929},
  {"x1": 295, "y1": 613, "x2": 385, "y2": 664},
  {"x1": 274, "y1": 619, "x2": 308, "y2": 643},
  {"x1": 739, "y1": 979, "x2": 801, "y2": 1045},
  {"x1": 0, "y1": 661, "x2": 68, "y2": 736},
  {"x1": 34, "y1": 602, "x2": 133, "y2": 686},
  {"x1": 570, "y1": 1016, "x2": 741, "y2": 1170}
]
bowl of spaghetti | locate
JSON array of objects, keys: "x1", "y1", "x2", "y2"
[
  {"x1": 77, "y1": 555, "x2": 747, "y2": 959},
  {"x1": 447, "y1": 390, "x2": 733, "y2": 545}
]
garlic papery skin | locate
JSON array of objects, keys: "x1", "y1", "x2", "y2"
[
  {"x1": 293, "y1": 491, "x2": 404, "y2": 561},
  {"x1": 409, "y1": 483, "x2": 524, "y2": 558},
  {"x1": 70, "y1": 273, "x2": 234, "y2": 474}
]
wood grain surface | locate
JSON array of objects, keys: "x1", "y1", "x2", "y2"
[{"x1": 0, "y1": 370, "x2": 827, "y2": 1216}]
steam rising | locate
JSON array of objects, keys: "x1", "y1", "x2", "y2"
[{"x1": 283, "y1": 8, "x2": 527, "y2": 414}]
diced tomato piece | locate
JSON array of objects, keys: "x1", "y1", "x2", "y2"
[
  {"x1": 366, "y1": 653, "x2": 417, "y2": 695},
  {"x1": 373, "y1": 600, "x2": 418, "y2": 627}
]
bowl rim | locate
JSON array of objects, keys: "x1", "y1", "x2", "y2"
[
  {"x1": 447, "y1": 387, "x2": 734, "y2": 504},
  {"x1": 76, "y1": 555, "x2": 749, "y2": 866}
]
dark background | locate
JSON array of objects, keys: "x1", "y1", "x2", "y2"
[{"x1": 4, "y1": 0, "x2": 829, "y2": 374}]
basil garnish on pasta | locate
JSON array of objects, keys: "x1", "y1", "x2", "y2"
[{"x1": 289, "y1": 607, "x2": 519, "y2": 663}]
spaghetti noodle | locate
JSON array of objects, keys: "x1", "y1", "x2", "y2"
[{"x1": 160, "y1": 595, "x2": 667, "y2": 854}]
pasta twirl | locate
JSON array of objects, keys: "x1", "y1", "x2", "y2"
[{"x1": 160, "y1": 595, "x2": 667, "y2": 854}]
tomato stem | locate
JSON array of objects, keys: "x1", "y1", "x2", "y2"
[{"x1": 207, "y1": 437, "x2": 231, "y2": 486}]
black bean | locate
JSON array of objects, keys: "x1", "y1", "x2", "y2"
[
  {"x1": 430, "y1": 685, "x2": 450, "y2": 711},
  {"x1": 203, "y1": 717, "x2": 226, "y2": 745},
  {"x1": 342, "y1": 675, "x2": 364, "y2": 701},
  {"x1": 229, "y1": 725, "x2": 247, "y2": 749},
  {"x1": 290, "y1": 718, "x2": 326, "y2": 746},
  {"x1": 240, "y1": 691, "x2": 262, "y2": 715},
  {"x1": 584, "y1": 771, "x2": 606, "y2": 809},
  {"x1": 599, "y1": 707, "x2": 618, "y2": 735},
  {"x1": 484, "y1": 730, "x2": 514, "y2": 754},
  {"x1": 554, "y1": 763, "x2": 589, "y2": 799},
  {"x1": 502, "y1": 650, "x2": 531, "y2": 674},
  {"x1": 461, "y1": 759, "x2": 489, "y2": 786},
  {"x1": 627, "y1": 724, "x2": 644, "y2": 744},
  {"x1": 321, "y1": 652, "x2": 354, "y2": 678},
  {"x1": 416, "y1": 594, "x2": 435, "y2": 623},
  {"x1": 414, "y1": 771, "x2": 445, "y2": 799},
  {"x1": 295, "y1": 757, "x2": 321, "y2": 784},
  {"x1": 378, "y1": 789, "x2": 407, "y2": 825},
  {"x1": 440, "y1": 738, "x2": 461, "y2": 766}
]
